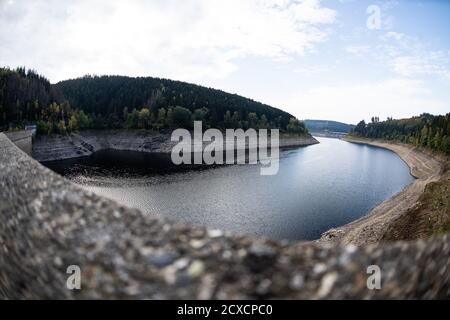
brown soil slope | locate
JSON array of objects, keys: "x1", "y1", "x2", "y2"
[{"x1": 320, "y1": 137, "x2": 448, "y2": 245}]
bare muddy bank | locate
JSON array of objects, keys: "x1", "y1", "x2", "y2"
[
  {"x1": 32, "y1": 130, "x2": 319, "y2": 162},
  {"x1": 319, "y1": 137, "x2": 445, "y2": 246}
]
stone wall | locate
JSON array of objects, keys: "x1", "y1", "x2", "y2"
[
  {"x1": 0, "y1": 132, "x2": 449, "y2": 299},
  {"x1": 4, "y1": 130, "x2": 33, "y2": 155}
]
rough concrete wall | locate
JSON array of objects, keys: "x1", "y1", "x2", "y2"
[
  {"x1": 0, "y1": 132, "x2": 449, "y2": 299},
  {"x1": 4, "y1": 130, "x2": 32, "y2": 155}
]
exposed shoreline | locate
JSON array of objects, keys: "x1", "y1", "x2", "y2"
[
  {"x1": 33, "y1": 131, "x2": 446, "y2": 246},
  {"x1": 33, "y1": 129, "x2": 319, "y2": 162},
  {"x1": 319, "y1": 137, "x2": 444, "y2": 246}
]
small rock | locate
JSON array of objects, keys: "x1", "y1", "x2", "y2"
[
  {"x1": 190, "y1": 239, "x2": 206, "y2": 249},
  {"x1": 207, "y1": 229, "x2": 223, "y2": 238},
  {"x1": 290, "y1": 274, "x2": 304, "y2": 290},
  {"x1": 53, "y1": 256, "x2": 63, "y2": 267},
  {"x1": 174, "y1": 258, "x2": 190, "y2": 270},
  {"x1": 317, "y1": 272, "x2": 338, "y2": 298},
  {"x1": 222, "y1": 250, "x2": 232, "y2": 260},
  {"x1": 187, "y1": 260, "x2": 205, "y2": 278},
  {"x1": 256, "y1": 278, "x2": 272, "y2": 296},
  {"x1": 112, "y1": 210, "x2": 121, "y2": 219},
  {"x1": 313, "y1": 263, "x2": 327, "y2": 274},
  {"x1": 147, "y1": 251, "x2": 176, "y2": 268}
]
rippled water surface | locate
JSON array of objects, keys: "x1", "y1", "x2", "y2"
[{"x1": 43, "y1": 137, "x2": 414, "y2": 240}]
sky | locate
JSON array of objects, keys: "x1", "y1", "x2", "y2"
[{"x1": 1, "y1": 0, "x2": 449, "y2": 124}]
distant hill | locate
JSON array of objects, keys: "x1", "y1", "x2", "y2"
[
  {"x1": 52, "y1": 75, "x2": 307, "y2": 133},
  {"x1": 55, "y1": 75, "x2": 297, "y2": 129},
  {"x1": 1, "y1": 67, "x2": 308, "y2": 135},
  {"x1": 303, "y1": 119, "x2": 355, "y2": 133}
]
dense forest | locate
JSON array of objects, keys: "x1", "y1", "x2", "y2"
[
  {"x1": 0, "y1": 67, "x2": 65, "y2": 130},
  {"x1": 351, "y1": 113, "x2": 450, "y2": 154},
  {"x1": 303, "y1": 119, "x2": 355, "y2": 133},
  {"x1": 0, "y1": 67, "x2": 307, "y2": 135}
]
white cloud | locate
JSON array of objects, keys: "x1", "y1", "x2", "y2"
[
  {"x1": 293, "y1": 64, "x2": 329, "y2": 76},
  {"x1": 390, "y1": 53, "x2": 450, "y2": 80},
  {"x1": 381, "y1": 31, "x2": 405, "y2": 42},
  {"x1": 346, "y1": 31, "x2": 450, "y2": 81},
  {"x1": 281, "y1": 78, "x2": 448, "y2": 123},
  {"x1": 0, "y1": 0, "x2": 336, "y2": 82},
  {"x1": 345, "y1": 45, "x2": 371, "y2": 56},
  {"x1": 381, "y1": 32, "x2": 450, "y2": 80},
  {"x1": 290, "y1": 0, "x2": 336, "y2": 24}
]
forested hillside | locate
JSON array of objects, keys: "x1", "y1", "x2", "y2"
[
  {"x1": 0, "y1": 67, "x2": 307, "y2": 135},
  {"x1": 304, "y1": 119, "x2": 354, "y2": 133},
  {"x1": 0, "y1": 67, "x2": 64, "y2": 128},
  {"x1": 351, "y1": 114, "x2": 450, "y2": 154}
]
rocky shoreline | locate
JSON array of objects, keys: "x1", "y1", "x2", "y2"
[
  {"x1": 319, "y1": 137, "x2": 445, "y2": 246},
  {"x1": 1, "y1": 132, "x2": 449, "y2": 299},
  {"x1": 32, "y1": 130, "x2": 319, "y2": 162}
]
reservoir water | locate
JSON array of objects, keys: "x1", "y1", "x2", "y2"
[{"x1": 42, "y1": 137, "x2": 414, "y2": 241}]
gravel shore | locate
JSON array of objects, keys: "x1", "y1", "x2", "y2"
[{"x1": 319, "y1": 137, "x2": 444, "y2": 246}]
